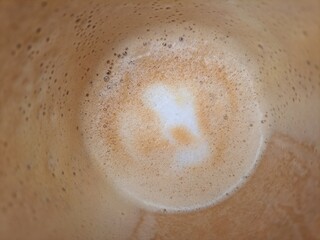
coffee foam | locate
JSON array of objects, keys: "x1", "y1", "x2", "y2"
[
  {"x1": 82, "y1": 40, "x2": 267, "y2": 212},
  {"x1": 137, "y1": 83, "x2": 209, "y2": 168}
]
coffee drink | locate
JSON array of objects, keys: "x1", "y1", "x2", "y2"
[
  {"x1": 0, "y1": 0, "x2": 319, "y2": 239},
  {"x1": 82, "y1": 37, "x2": 268, "y2": 212}
]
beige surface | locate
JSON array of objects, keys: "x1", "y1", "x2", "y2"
[{"x1": 0, "y1": 0, "x2": 319, "y2": 239}]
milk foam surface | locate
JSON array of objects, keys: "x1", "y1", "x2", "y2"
[
  {"x1": 142, "y1": 84, "x2": 209, "y2": 168},
  {"x1": 83, "y1": 39, "x2": 267, "y2": 212}
]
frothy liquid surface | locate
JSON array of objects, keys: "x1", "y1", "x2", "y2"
[
  {"x1": 83, "y1": 40, "x2": 266, "y2": 212},
  {"x1": 122, "y1": 83, "x2": 210, "y2": 169}
]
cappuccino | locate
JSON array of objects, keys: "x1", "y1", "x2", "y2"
[{"x1": 82, "y1": 37, "x2": 267, "y2": 212}]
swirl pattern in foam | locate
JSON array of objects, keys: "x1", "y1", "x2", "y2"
[
  {"x1": 125, "y1": 83, "x2": 210, "y2": 168},
  {"x1": 82, "y1": 38, "x2": 267, "y2": 212}
]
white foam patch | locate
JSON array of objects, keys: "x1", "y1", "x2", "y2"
[
  {"x1": 174, "y1": 143, "x2": 210, "y2": 168},
  {"x1": 143, "y1": 84, "x2": 209, "y2": 168}
]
